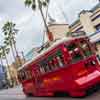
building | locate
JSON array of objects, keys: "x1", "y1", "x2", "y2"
[
  {"x1": 48, "y1": 24, "x2": 69, "y2": 40},
  {"x1": 70, "y1": 3, "x2": 100, "y2": 36},
  {"x1": 70, "y1": 3, "x2": 100, "y2": 54}
]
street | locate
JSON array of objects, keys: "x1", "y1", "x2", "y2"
[{"x1": 0, "y1": 86, "x2": 100, "y2": 100}]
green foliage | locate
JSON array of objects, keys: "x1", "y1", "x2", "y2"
[
  {"x1": 0, "y1": 46, "x2": 10, "y2": 59},
  {"x1": 24, "y1": 0, "x2": 49, "y2": 10},
  {"x1": 2, "y1": 21, "x2": 18, "y2": 49},
  {"x1": 2, "y1": 21, "x2": 18, "y2": 37}
]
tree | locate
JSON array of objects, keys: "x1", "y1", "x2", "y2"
[
  {"x1": 24, "y1": 0, "x2": 54, "y2": 42},
  {"x1": 2, "y1": 21, "x2": 22, "y2": 68},
  {"x1": 0, "y1": 45, "x2": 12, "y2": 86},
  {"x1": 4, "y1": 36, "x2": 17, "y2": 66}
]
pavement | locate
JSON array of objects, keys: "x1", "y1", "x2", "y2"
[{"x1": 0, "y1": 85, "x2": 100, "y2": 100}]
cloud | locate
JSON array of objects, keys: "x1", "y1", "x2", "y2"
[{"x1": 60, "y1": 0, "x2": 99, "y2": 24}]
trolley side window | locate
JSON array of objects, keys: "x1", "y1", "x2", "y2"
[
  {"x1": 56, "y1": 50, "x2": 65, "y2": 67},
  {"x1": 39, "y1": 49, "x2": 65, "y2": 74},
  {"x1": 19, "y1": 71, "x2": 26, "y2": 81},
  {"x1": 48, "y1": 50, "x2": 65, "y2": 69},
  {"x1": 39, "y1": 60, "x2": 51, "y2": 74},
  {"x1": 67, "y1": 43, "x2": 83, "y2": 63},
  {"x1": 18, "y1": 69, "x2": 32, "y2": 81},
  {"x1": 79, "y1": 40, "x2": 92, "y2": 57}
]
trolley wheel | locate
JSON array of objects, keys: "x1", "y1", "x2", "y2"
[
  {"x1": 25, "y1": 93, "x2": 34, "y2": 97},
  {"x1": 69, "y1": 91, "x2": 86, "y2": 98},
  {"x1": 54, "y1": 92, "x2": 68, "y2": 97}
]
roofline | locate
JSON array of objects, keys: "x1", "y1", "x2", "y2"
[{"x1": 69, "y1": 3, "x2": 100, "y2": 28}]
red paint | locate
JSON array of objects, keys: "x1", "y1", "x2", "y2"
[{"x1": 18, "y1": 37, "x2": 100, "y2": 97}]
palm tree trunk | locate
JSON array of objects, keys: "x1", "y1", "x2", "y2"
[
  {"x1": 13, "y1": 41, "x2": 22, "y2": 67},
  {"x1": 4, "y1": 53, "x2": 11, "y2": 78},
  {"x1": 10, "y1": 44, "x2": 17, "y2": 68},
  {"x1": 5, "y1": 54, "x2": 12, "y2": 86},
  {"x1": 2, "y1": 47, "x2": 12, "y2": 85},
  {"x1": 38, "y1": 0, "x2": 54, "y2": 42},
  {"x1": 0, "y1": 58, "x2": 3, "y2": 67}
]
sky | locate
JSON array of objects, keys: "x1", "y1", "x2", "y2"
[{"x1": 0, "y1": 0, "x2": 99, "y2": 64}]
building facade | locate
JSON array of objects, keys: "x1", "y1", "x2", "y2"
[
  {"x1": 70, "y1": 3, "x2": 100, "y2": 36},
  {"x1": 48, "y1": 24, "x2": 69, "y2": 40},
  {"x1": 70, "y1": 3, "x2": 100, "y2": 54}
]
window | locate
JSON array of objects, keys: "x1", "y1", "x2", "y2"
[
  {"x1": 18, "y1": 70, "x2": 32, "y2": 81},
  {"x1": 40, "y1": 62, "x2": 47, "y2": 73},
  {"x1": 56, "y1": 56, "x2": 63, "y2": 67},
  {"x1": 95, "y1": 23, "x2": 100, "y2": 31},
  {"x1": 92, "y1": 14, "x2": 100, "y2": 21},
  {"x1": 39, "y1": 59, "x2": 51, "y2": 74},
  {"x1": 21, "y1": 71, "x2": 26, "y2": 80},
  {"x1": 72, "y1": 50, "x2": 83, "y2": 63},
  {"x1": 75, "y1": 26, "x2": 83, "y2": 32},
  {"x1": 39, "y1": 49, "x2": 66, "y2": 74},
  {"x1": 39, "y1": 66, "x2": 45, "y2": 73},
  {"x1": 48, "y1": 55, "x2": 59, "y2": 70},
  {"x1": 26, "y1": 71, "x2": 32, "y2": 80},
  {"x1": 67, "y1": 43, "x2": 83, "y2": 63},
  {"x1": 53, "y1": 57, "x2": 60, "y2": 68},
  {"x1": 18, "y1": 71, "x2": 22, "y2": 81},
  {"x1": 67, "y1": 43, "x2": 76, "y2": 51},
  {"x1": 80, "y1": 40, "x2": 92, "y2": 57},
  {"x1": 55, "y1": 50, "x2": 65, "y2": 67}
]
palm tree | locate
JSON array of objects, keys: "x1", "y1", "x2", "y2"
[
  {"x1": 0, "y1": 46, "x2": 10, "y2": 73},
  {"x1": 2, "y1": 21, "x2": 22, "y2": 67},
  {"x1": 0, "y1": 45, "x2": 12, "y2": 86},
  {"x1": 24, "y1": 0, "x2": 54, "y2": 42},
  {"x1": 4, "y1": 36, "x2": 17, "y2": 66}
]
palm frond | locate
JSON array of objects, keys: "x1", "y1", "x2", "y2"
[
  {"x1": 32, "y1": 4, "x2": 36, "y2": 10},
  {"x1": 4, "y1": 40, "x2": 10, "y2": 46},
  {"x1": 42, "y1": 1, "x2": 47, "y2": 7},
  {"x1": 5, "y1": 48, "x2": 10, "y2": 54},
  {"x1": 24, "y1": 0, "x2": 32, "y2": 7}
]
